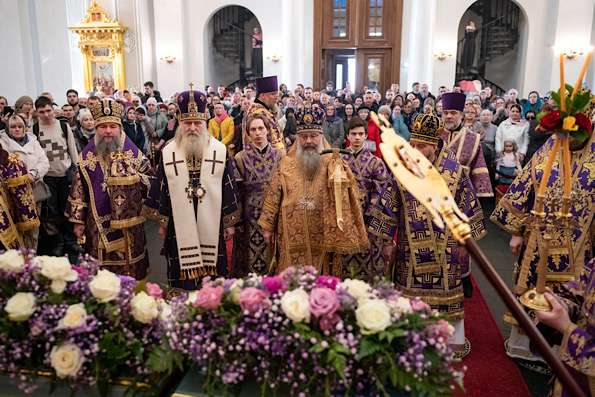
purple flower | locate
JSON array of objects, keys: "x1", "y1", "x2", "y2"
[
  {"x1": 315, "y1": 275, "x2": 340, "y2": 290},
  {"x1": 262, "y1": 276, "x2": 287, "y2": 294},
  {"x1": 309, "y1": 287, "x2": 340, "y2": 318}
]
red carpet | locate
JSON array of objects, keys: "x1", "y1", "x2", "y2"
[{"x1": 458, "y1": 276, "x2": 531, "y2": 397}]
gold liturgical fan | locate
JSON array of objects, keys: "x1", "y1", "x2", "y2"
[{"x1": 69, "y1": 0, "x2": 127, "y2": 94}]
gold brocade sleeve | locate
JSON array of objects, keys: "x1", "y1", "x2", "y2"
[
  {"x1": 258, "y1": 163, "x2": 283, "y2": 232},
  {"x1": 65, "y1": 169, "x2": 87, "y2": 224},
  {"x1": 490, "y1": 158, "x2": 534, "y2": 236}
]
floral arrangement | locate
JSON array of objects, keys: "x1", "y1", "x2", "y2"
[
  {"x1": 0, "y1": 250, "x2": 172, "y2": 395},
  {"x1": 538, "y1": 53, "x2": 593, "y2": 141},
  {"x1": 165, "y1": 266, "x2": 463, "y2": 396}
]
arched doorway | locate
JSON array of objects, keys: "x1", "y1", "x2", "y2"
[
  {"x1": 455, "y1": 0, "x2": 527, "y2": 95},
  {"x1": 205, "y1": 6, "x2": 262, "y2": 88}
]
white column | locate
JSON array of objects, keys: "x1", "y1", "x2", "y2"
[
  {"x1": 153, "y1": 0, "x2": 185, "y2": 99},
  {"x1": 34, "y1": 0, "x2": 74, "y2": 103},
  {"x1": 547, "y1": 0, "x2": 595, "y2": 93},
  {"x1": 281, "y1": 0, "x2": 314, "y2": 88},
  {"x1": 64, "y1": 0, "x2": 88, "y2": 95},
  {"x1": 0, "y1": 0, "x2": 37, "y2": 101},
  {"x1": 406, "y1": 0, "x2": 438, "y2": 91},
  {"x1": 430, "y1": 0, "x2": 474, "y2": 92}
]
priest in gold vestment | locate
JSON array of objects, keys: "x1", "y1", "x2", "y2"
[{"x1": 258, "y1": 107, "x2": 369, "y2": 276}]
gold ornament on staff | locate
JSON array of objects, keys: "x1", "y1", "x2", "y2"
[{"x1": 520, "y1": 50, "x2": 593, "y2": 312}]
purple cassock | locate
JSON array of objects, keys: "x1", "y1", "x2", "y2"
[
  {"x1": 233, "y1": 143, "x2": 283, "y2": 276},
  {"x1": 491, "y1": 135, "x2": 594, "y2": 298},
  {"x1": 552, "y1": 257, "x2": 594, "y2": 397},
  {"x1": 66, "y1": 133, "x2": 153, "y2": 279},
  {"x1": 0, "y1": 152, "x2": 38, "y2": 250},
  {"x1": 372, "y1": 147, "x2": 486, "y2": 320},
  {"x1": 341, "y1": 147, "x2": 392, "y2": 281}
]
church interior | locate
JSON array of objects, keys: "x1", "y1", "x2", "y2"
[{"x1": 0, "y1": 0, "x2": 593, "y2": 396}]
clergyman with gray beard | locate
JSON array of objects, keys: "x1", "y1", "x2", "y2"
[{"x1": 258, "y1": 107, "x2": 369, "y2": 275}]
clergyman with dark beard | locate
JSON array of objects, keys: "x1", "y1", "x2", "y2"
[
  {"x1": 66, "y1": 99, "x2": 153, "y2": 279},
  {"x1": 259, "y1": 107, "x2": 369, "y2": 276}
]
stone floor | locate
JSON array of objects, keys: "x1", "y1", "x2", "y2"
[{"x1": 143, "y1": 199, "x2": 551, "y2": 397}]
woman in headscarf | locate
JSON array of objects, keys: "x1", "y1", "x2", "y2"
[
  {"x1": 14, "y1": 96, "x2": 34, "y2": 132},
  {"x1": 322, "y1": 103, "x2": 345, "y2": 148}
]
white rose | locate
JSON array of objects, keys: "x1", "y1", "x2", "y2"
[
  {"x1": 158, "y1": 300, "x2": 172, "y2": 322},
  {"x1": 229, "y1": 279, "x2": 244, "y2": 304},
  {"x1": 339, "y1": 279, "x2": 372, "y2": 301},
  {"x1": 89, "y1": 270, "x2": 121, "y2": 302},
  {"x1": 50, "y1": 343, "x2": 84, "y2": 378},
  {"x1": 356, "y1": 299, "x2": 392, "y2": 335},
  {"x1": 185, "y1": 291, "x2": 198, "y2": 306},
  {"x1": 4, "y1": 292, "x2": 36, "y2": 321},
  {"x1": 0, "y1": 250, "x2": 25, "y2": 272},
  {"x1": 130, "y1": 291, "x2": 159, "y2": 324},
  {"x1": 38, "y1": 256, "x2": 78, "y2": 294},
  {"x1": 388, "y1": 297, "x2": 413, "y2": 316},
  {"x1": 280, "y1": 288, "x2": 310, "y2": 323},
  {"x1": 57, "y1": 303, "x2": 87, "y2": 329}
]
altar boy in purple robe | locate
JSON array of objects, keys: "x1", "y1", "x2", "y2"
[
  {"x1": 67, "y1": 99, "x2": 153, "y2": 279},
  {"x1": 342, "y1": 116, "x2": 393, "y2": 281},
  {"x1": 375, "y1": 114, "x2": 486, "y2": 358},
  {"x1": 233, "y1": 113, "x2": 283, "y2": 276}
]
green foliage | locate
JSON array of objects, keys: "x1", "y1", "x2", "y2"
[{"x1": 147, "y1": 344, "x2": 184, "y2": 374}]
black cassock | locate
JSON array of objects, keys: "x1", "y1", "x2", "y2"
[{"x1": 145, "y1": 156, "x2": 241, "y2": 290}]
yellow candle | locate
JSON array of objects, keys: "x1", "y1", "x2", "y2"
[
  {"x1": 536, "y1": 138, "x2": 562, "y2": 199},
  {"x1": 562, "y1": 136, "x2": 572, "y2": 199},
  {"x1": 559, "y1": 53, "x2": 566, "y2": 112},
  {"x1": 571, "y1": 51, "x2": 593, "y2": 101}
]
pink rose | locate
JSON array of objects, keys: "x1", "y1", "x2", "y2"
[
  {"x1": 411, "y1": 299, "x2": 431, "y2": 312},
  {"x1": 309, "y1": 287, "x2": 340, "y2": 318},
  {"x1": 315, "y1": 275, "x2": 340, "y2": 290},
  {"x1": 146, "y1": 282, "x2": 163, "y2": 299},
  {"x1": 238, "y1": 287, "x2": 269, "y2": 313},
  {"x1": 193, "y1": 285, "x2": 224, "y2": 310},
  {"x1": 432, "y1": 319, "x2": 455, "y2": 340},
  {"x1": 262, "y1": 276, "x2": 287, "y2": 294}
]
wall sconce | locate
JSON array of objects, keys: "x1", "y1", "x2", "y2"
[
  {"x1": 160, "y1": 56, "x2": 176, "y2": 64},
  {"x1": 434, "y1": 51, "x2": 453, "y2": 61},
  {"x1": 267, "y1": 54, "x2": 281, "y2": 63},
  {"x1": 562, "y1": 50, "x2": 584, "y2": 60}
]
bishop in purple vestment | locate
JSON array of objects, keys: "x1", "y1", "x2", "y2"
[
  {"x1": 67, "y1": 100, "x2": 153, "y2": 279},
  {"x1": 341, "y1": 116, "x2": 392, "y2": 281},
  {"x1": 233, "y1": 113, "x2": 283, "y2": 276}
]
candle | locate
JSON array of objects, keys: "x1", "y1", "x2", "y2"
[
  {"x1": 571, "y1": 51, "x2": 593, "y2": 101},
  {"x1": 536, "y1": 138, "x2": 562, "y2": 200},
  {"x1": 559, "y1": 53, "x2": 566, "y2": 112},
  {"x1": 561, "y1": 136, "x2": 572, "y2": 214}
]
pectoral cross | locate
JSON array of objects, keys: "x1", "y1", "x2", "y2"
[
  {"x1": 204, "y1": 150, "x2": 224, "y2": 175},
  {"x1": 165, "y1": 152, "x2": 184, "y2": 176}
]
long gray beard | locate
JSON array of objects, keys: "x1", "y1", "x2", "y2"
[
  {"x1": 95, "y1": 136, "x2": 122, "y2": 159},
  {"x1": 297, "y1": 142, "x2": 323, "y2": 180},
  {"x1": 178, "y1": 132, "x2": 209, "y2": 162}
]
